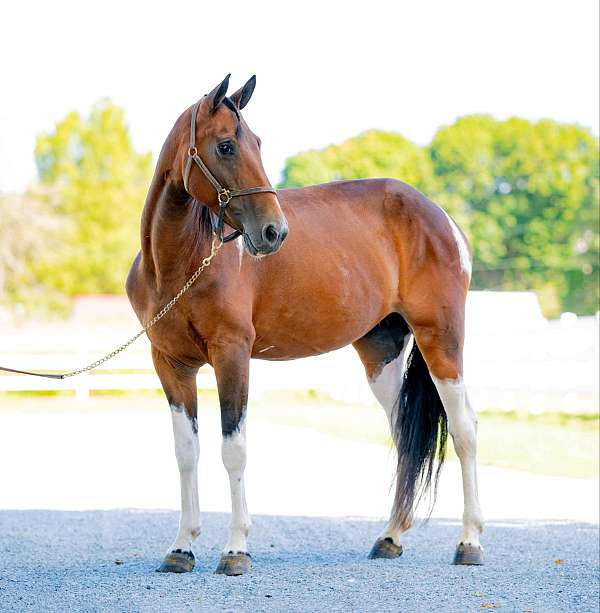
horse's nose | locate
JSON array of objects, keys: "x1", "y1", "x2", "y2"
[{"x1": 262, "y1": 222, "x2": 287, "y2": 248}]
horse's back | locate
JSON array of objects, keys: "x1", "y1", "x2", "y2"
[{"x1": 275, "y1": 177, "x2": 470, "y2": 288}]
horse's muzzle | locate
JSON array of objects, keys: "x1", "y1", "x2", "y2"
[{"x1": 244, "y1": 221, "x2": 288, "y2": 256}]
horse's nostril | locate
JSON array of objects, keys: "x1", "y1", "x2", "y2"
[{"x1": 263, "y1": 224, "x2": 279, "y2": 245}]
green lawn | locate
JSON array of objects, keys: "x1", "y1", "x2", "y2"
[
  {"x1": 246, "y1": 392, "x2": 599, "y2": 480},
  {"x1": 0, "y1": 390, "x2": 597, "y2": 479}
]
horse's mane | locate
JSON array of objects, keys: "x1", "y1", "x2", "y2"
[
  {"x1": 187, "y1": 199, "x2": 214, "y2": 253},
  {"x1": 140, "y1": 107, "x2": 216, "y2": 270}
]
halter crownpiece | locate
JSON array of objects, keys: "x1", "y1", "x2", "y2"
[{"x1": 183, "y1": 98, "x2": 278, "y2": 242}]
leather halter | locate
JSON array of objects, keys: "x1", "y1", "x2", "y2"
[{"x1": 182, "y1": 98, "x2": 278, "y2": 243}]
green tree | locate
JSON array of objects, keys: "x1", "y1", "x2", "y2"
[
  {"x1": 280, "y1": 118, "x2": 599, "y2": 316},
  {"x1": 34, "y1": 100, "x2": 152, "y2": 298},
  {"x1": 0, "y1": 190, "x2": 66, "y2": 314},
  {"x1": 280, "y1": 129, "x2": 438, "y2": 196},
  {"x1": 429, "y1": 115, "x2": 599, "y2": 316}
]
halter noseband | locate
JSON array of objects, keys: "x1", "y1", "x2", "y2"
[{"x1": 182, "y1": 98, "x2": 278, "y2": 243}]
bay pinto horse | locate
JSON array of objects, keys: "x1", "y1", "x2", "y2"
[{"x1": 126, "y1": 75, "x2": 484, "y2": 576}]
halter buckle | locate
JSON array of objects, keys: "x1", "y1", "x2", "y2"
[
  {"x1": 218, "y1": 189, "x2": 232, "y2": 206},
  {"x1": 188, "y1": 146, "x2": 198, "y2": 157}
]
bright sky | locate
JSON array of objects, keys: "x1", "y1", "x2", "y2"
[{"x1": 1, "y1": 0, "x2": 598, "y2": 192}]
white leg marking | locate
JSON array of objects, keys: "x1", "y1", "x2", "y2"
[
  {"x1": 368, "y1": 334, "x2": 412, "y2": 545},
  {"x1": 431, "y1": 376, "x2": 483, "y2": 547},
  {"x1": 221, "y1": 418, "x2": 251, "y2": 554},
  {"x1": 442, "y1": 209, "x2": 472, "y2": 278},
  {"x1": 169, "y1": 404, "x2": 200, "y2": 552}
]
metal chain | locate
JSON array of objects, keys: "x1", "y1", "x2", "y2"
[{"x1": 62, "y1": 235, "x2": 223, "y2": 378}]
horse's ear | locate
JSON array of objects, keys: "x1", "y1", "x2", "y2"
[
  {"x1": 207, "y1": 74, "x2": 230, "y2": 111},
  {"x1": 230, "y1": 75, "x2": 256, "y2": 110}
]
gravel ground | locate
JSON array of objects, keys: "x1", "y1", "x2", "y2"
[
  {"x1": 1, "y1": 407, "x2": 598, "y2": 611},
  {"x1": 0, "y1": 510, "x2": 597, "y2": 613}
]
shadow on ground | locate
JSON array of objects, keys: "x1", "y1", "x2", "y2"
[{"x1": 0, "y1": 511, "x2": 597, "y2": 612}]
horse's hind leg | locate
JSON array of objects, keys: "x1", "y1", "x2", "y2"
[
  {"x1": 152, "y1": 346, "x2": 201, "y2": 573},
  {"x1": 411, "y1": 318, "x2": 484, "y2": 565},
  {"x1": 353, "y1": 313, "x2": 412, "y2": 558}
]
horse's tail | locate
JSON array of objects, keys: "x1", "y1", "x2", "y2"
[{"x1": 390, "y1": 339, "x2": 448, "y2": 531}]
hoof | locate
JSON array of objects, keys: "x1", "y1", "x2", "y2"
[
  {"x1": 368, "y1": 537, "x2": 403, "y2": 559},
  {"x1": 453, "y1": 542, "x2": 484, "y2": 565},
  {"x1": 156, "y1": 550, "x2": 195, "y2": 573},
  {"x1": 214, "y1": 551, "x2": 252, "y2": 576}
]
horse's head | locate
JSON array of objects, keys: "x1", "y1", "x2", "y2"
[{"x1": 177, "y1": 74, "x2": 288, "y2": 256}]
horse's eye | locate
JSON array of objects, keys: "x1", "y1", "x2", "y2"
[{"x1": 217, "y1": 141, "x2": 235, "y2": 156}]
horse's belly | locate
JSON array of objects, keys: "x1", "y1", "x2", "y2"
[
  {"x1": 251, "y1": 275, "x2": 391, "y2": 360},
  {"x1": 248, "y1": 205, "x2": 400, "y2": 360}
]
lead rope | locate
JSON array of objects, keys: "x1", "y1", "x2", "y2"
[{"x1": 0, "y1": 235, "x2": 223, "y2": 380}]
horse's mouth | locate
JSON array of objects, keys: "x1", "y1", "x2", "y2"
[
  {"x1": 242, "y1": 233, "x2": 262, "y2": 258},
  {"x1": 242, "y1": 233, "x2": 269, "y2": 259}
]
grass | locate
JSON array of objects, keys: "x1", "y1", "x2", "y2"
[
  {"x1": 246, "y1": 392, "x2": 599, "y2": 480},
  {"x1": 0, "y1": 390, "x2": 597, "y2": 480}
]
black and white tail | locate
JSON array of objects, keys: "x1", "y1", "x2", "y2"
[{"x1": 390, "y1": 340, "x2": 448, "y2": 530}]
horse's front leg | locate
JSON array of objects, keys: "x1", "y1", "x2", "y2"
[
  {"x1": 211, "y1": 337, "x2": 253, "y2": 576},
  {"x1": 152, "y1": 346, "x2": 201, "y2": 573}
]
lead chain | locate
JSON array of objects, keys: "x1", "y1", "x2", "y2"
[{"x1": 62, "y1": 236, "x2": 223, "y2": 378}]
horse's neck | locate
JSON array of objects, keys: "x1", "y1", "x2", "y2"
[
  {"x1": 139, "y1": 111, "x2": 208, "y2": 287},
  {"x1": 141, "y1": 177, "x2": 210, "y2": 289}
]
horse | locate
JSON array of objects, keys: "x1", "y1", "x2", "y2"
[{"x1": 126, "y1": 74, "x2": 484, "y2": 576}]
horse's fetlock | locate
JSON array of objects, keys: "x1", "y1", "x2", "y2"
[
  {"x1": 463, "y1": 509, "x2": 484, "y2": 533},
  {"x1": 231, "y1": 520, "x2": 251, "y2": 536}
]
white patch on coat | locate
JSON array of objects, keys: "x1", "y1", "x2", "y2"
[
  {"x1": 430, "y1": 376, "x2": 483, "y2": 547},
  {"x1": 169, "y1": 404, "x2": 201, "y2": 552},
  {"x1": 235, "y1": 236, "x2": 244, "y2": 271},
  {"x1": 368, "y1": 335, "x2": 412, "y2": 426},
  {"x1": 442, "y1": 210, "x2": 472, "y2": 278},
  {"x1": 221, "y1": 418, "x2": 251, "y2": 553}
]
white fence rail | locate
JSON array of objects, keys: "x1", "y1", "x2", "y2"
[{"x1": 1, "y1": 293, "x2": 598, "y2": 413}]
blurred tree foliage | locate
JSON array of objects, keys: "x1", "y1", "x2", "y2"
[
  {"x1": 281, "y1": 130, "x2": 437, "y2": 195},
  {"x1": 0, "y1": 191, "x2": 67, "y2": 314},
  {"x1": 2, "y1": 106, "x2": 597, "y2": 318},
  {"x1": 33, "y1": 100, "x2": 152, "y2": 299},
  {"x1": 430, "y1": 116, "x2": 598, "y2": 316},
  {"x1": 280, "y1": 118, "x2": 599, "y2": 316}
]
